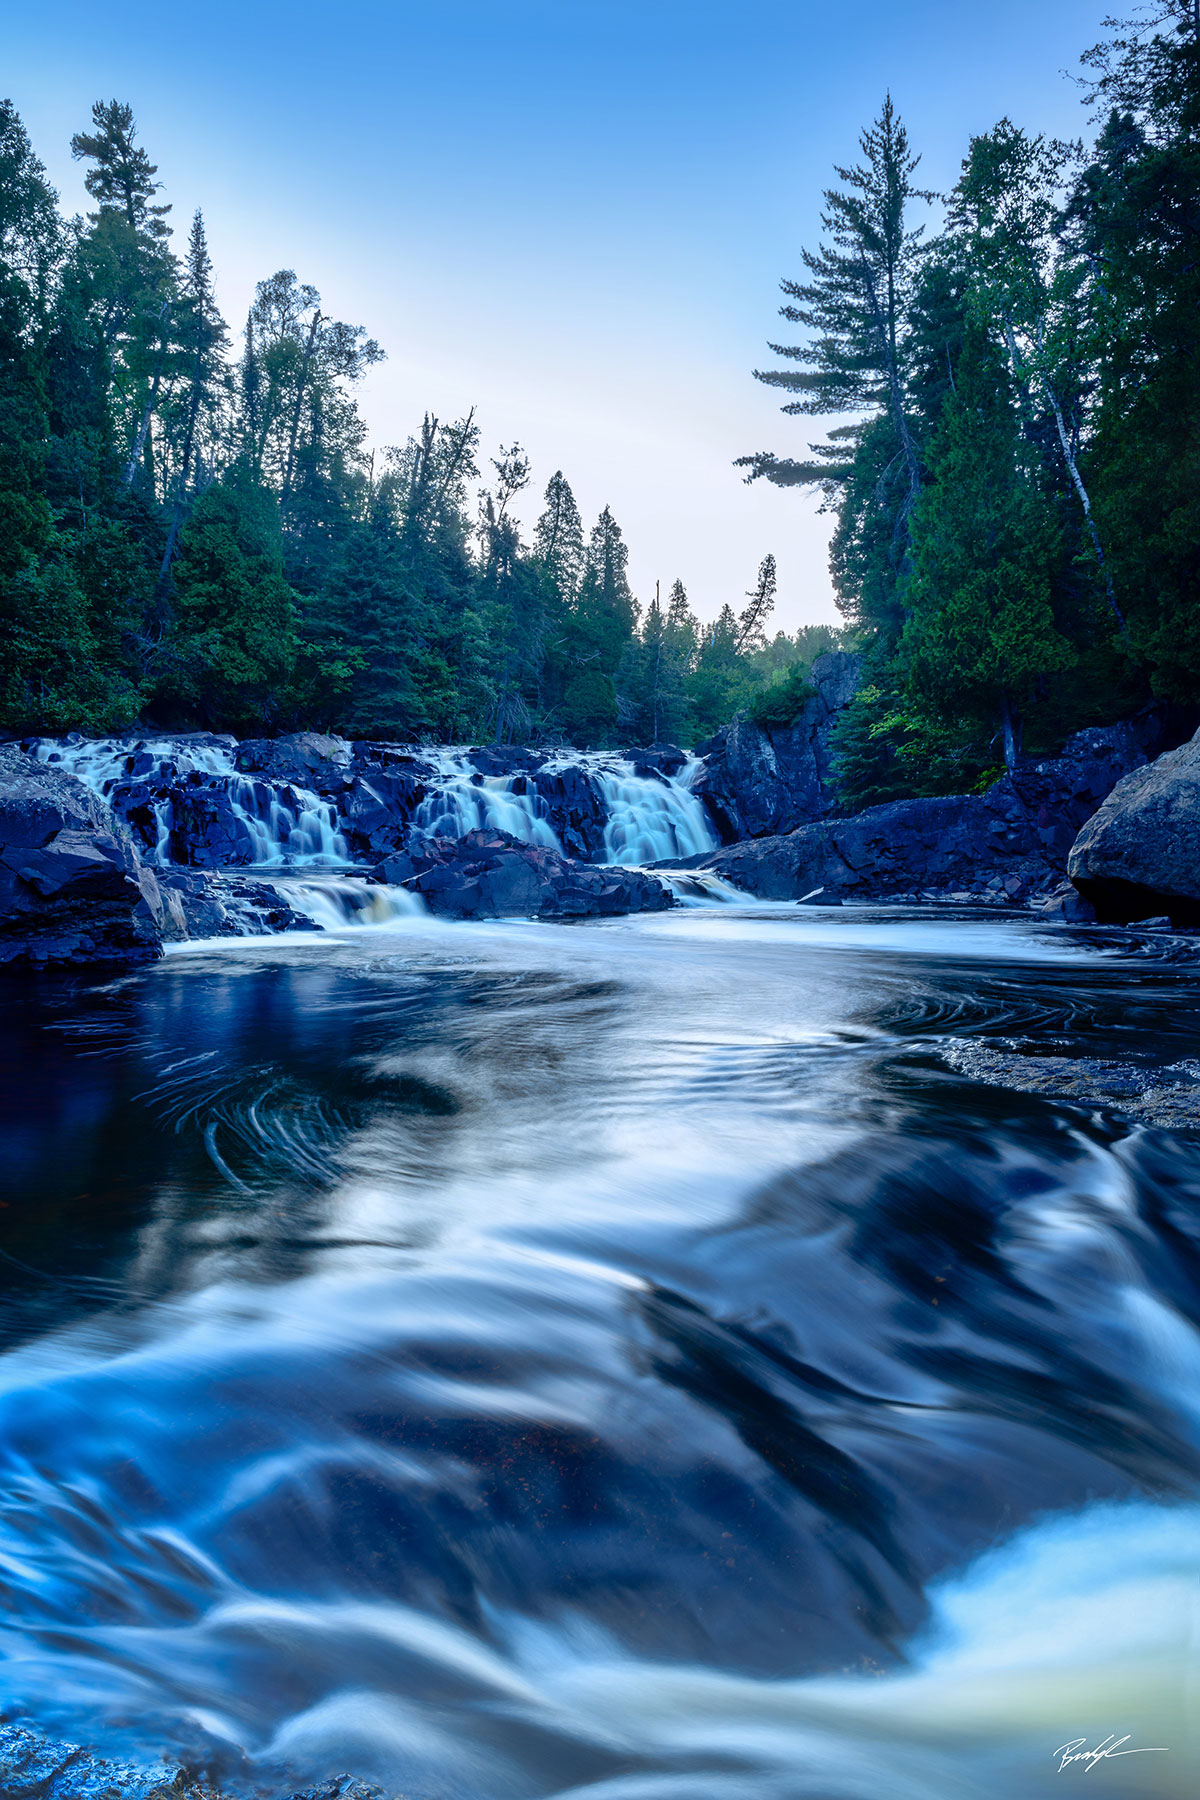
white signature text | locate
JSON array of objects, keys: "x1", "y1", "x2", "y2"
[{"x1": 1054, "y1": 1735, "x2": 1168, "y2": 1773}]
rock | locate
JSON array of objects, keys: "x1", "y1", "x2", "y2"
[
  {"x1": 686, "y1": 790, "x2": 1045, "y2": 902},
  {"x1": 0, "y1": 1720, "x2": 391, "y2": 1800},
  {"x1": 696, "y1": 652, "x2": 861, "y2": 840},
  {"x1": 531, "y1": 762, "x2": 610, "y2": 861},
  {"x1": 688, "y1": 722, "x2": 1164, "y2": 907},
  {"x1": 939, "y1": 1043, "x2": 1200, "y2": 1132},
  {"x1": 1037, "y1": 881, "x2": 1098, "y2": 924},
  {"x1": 0, "y1": 748, "x2": 163, "y2": 967},
  {"x1": 373, "y1": 828, "x2": 673, "y2": 919},
  {"x1": 1068, "y1": 725, "x2": 1200, "y2": 923},
  {"x1": 236, "y1": 731, "x2": 351, "y2": 791}
]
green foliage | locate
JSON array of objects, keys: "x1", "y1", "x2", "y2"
[
  {"x1": 746, "y1": 664, "x2": 816, "y2": 731},
  {"x1": 156, "y1": 473, "x2": 299, "y2": 730},
  {"x1": 896, "y1": 322, "x2": 1074, "y2": 768},
  {"x1": 746, "y1": 6, "x2": 1200, "y2": 798}
]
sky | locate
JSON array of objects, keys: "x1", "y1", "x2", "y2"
[{"x1": 8, "y1": 0, "x2": 1112, "y2": 632}]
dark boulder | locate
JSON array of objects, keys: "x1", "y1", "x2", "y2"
[
  {"x1": 236, "y1": 731, "x2": 351, "y2": 792},
  {"x1": 697, "y1": 651, "x2": 861, "y2": 840},
  {"x1": 373, "y1": 828, "x2": 673, "y2": 918},
  {"x1": 340, "y1": 765, "x2": 431, "y2": 858},
  {"x1": 690, "y1": 721, "x2": 1158, "y2": 906},
  {"x1": 1069, "y1": 725, "x2": 1200, "y2": 923},
  {"x1": 625, "y1": 743, "x2": 688, "y2": 778},
  {"x1": 531, "y1": 762, "x2": 610, "y2": 861},
  {"x1": 0, "y1": 748, "x2": 164, "y2": 967}
]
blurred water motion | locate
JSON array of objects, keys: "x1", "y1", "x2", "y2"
[{"x1": 1, "y1": 905, "x2": 1198, "y2": 1798}]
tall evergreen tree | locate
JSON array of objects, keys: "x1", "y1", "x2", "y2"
[
  {"x1": 739, "y1": 96, "x2": 933, "y2": 639},
  {"x1": 897, "y1": 322, "x2": 1073, "y2": 769}
]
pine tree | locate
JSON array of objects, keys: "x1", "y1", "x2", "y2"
[
  {"x1": 897, "y1": 322, "x2": 1074, "y2": 769},
  {"x1": 739, "y1": 94, "x2": 933, "y2": 635}
]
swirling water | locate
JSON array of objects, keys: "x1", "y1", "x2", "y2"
[{"x1": 2, "y1": 905, "x2": 1200, "y2": 1798}]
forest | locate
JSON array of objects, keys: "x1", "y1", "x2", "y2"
[{"x1": 0, "y1": 1, "x2": 1196, "y2": 780}]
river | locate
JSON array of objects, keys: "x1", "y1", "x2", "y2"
[{"x1": 2, "y1": 901, "x2": 1199, "y2": 1798}]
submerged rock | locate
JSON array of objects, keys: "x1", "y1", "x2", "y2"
[
  {"x1": 0, "y1": 1721, "x2": 392, "y2": 1799},
  {"x1": 940, "y1": 1042, "x2": 1200, "y2": 1132},
  {"x1": 1069, "y1": 724, "x2": 1200, "y2": 923},
  {"x1": 0, "y1": 749, "x2": 163, "y2": 967},
  {"x1": 373, "y1": 828, "x2": 673, "y2": 918}
]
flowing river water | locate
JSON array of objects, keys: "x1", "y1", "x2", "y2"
[{"x1": 3, "y1": 902, "x2": 1200, "y2": 1798}]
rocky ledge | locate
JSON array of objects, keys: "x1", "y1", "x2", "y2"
[
  {"x1": 0, "y1": 748, "x2": 166, "y2": 968},
  {"x1": 678, "y1": 724, "x2": 1164, "y2": 910},
  {"x1": 373, "y1": 829, "x2": 673, "y2": 919}
]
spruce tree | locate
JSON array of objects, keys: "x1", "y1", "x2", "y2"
[
  {"x1": 739, "y1": 95, "x2": 933, "y2": 638},
  {"x1": 897, "y1": 322, "x2": 1073, "y2": 769}
]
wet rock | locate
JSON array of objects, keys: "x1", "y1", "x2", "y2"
[
  {"x1": 236, "y1": 732, "x2": 351, "y2": 792},
  {"x1": 339, "y1": 765, "x2": 431, "y2": 858},
  {"x1": 0, "y1": 1721, "x2": 393, "y2": 1799},
  {"x1": 156, "y1": 870, "x2": 317, "y2": 938},
  {"x1": 686, "y1": 790, "x2": 1046, "y2": 902},
  {"x1": 696, "y1": 651, "x2": 861, "y2": 840},
  {"x1": 1068, "y1": 724, "x2": 1200, "y2": 923},
  {"x1": 373, "y1": 828, "x2": 673, "y2": 918},
  {"x1": 0, "y1": 749, "x2": 163, "y2": 967},
  {"x1": 531, "y1": 762, "x2": 610, "y2": 861}
]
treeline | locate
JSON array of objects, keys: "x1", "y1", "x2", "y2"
[
  {"x1": 744, "y1": 2, "x2": 1199, "y2": 800},
  {"x1": 0, "y1": 99, "x2": 833, "y2": 747}
]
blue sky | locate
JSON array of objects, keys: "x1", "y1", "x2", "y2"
[{"x1": 9, "y1": 0, "x2": 1110, "y2": 629}]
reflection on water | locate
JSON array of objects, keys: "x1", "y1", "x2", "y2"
[{"x1": 1, "y1": 907, "x2": 1199, "y2": 1797}]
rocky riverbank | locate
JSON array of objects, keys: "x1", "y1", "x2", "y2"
[{"x1": 6, "y1": 705, "x2": 1200, "y2": 968}]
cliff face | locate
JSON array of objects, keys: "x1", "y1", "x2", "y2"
[{"x1": 695, "y1": 651, "x2": 862, "y2": 841}]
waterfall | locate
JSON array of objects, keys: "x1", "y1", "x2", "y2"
[
  {"x1": 35, "y1": 737, "x2": 349, "y2": 869},
  {"x1": 267, "y1": 875, "x2": 427, "y2": 930},
  {"x1": 590, "y1": 754, "x2": 715, "y2": 865},
  {"x1": 32, "y1": 735, "x2": 719, "y2": 873},
  {"x1": 414, "y1": 749, "x2": 563, "y2": 849}
]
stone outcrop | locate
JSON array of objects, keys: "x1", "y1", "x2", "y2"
[
  {"x1": 685, "y1": 724, "x2": 1157, "y2": 905},
  {"x1": 696, "y1": 652, "x2": 861, "y2": 840},
  {"x1": 0, "y1": 748, "x2": 165, "y2": 967},
  {"x1": 373, "y1": 828, "x2": 673, "y2": 918},
  {"x1": 1068, "y1": 724, "x2": 1200, "y2": 922}
]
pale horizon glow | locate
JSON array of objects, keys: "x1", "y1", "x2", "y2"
[{"x1": 8, "y1": 0, "x2": 1109, "y2": 631}]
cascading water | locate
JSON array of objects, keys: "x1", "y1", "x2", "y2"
[
  {"x1": 34, "y1": 736, "x2": 719, "y2": 872},
  {"x1": 265, "y1": 874, "x2": 428, "y2": 931},
  {"x1": 35, "y1": 737, "x2": 349, "y2": 868},
  {"x1": 591, "y1": 753, "x2": 715, "y2": 864},
  {"x1": 413, "y1": 748, "x2": 564, "y2": 848}
]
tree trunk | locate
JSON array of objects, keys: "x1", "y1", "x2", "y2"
[{"x1": 1045, "y1": 387, "x2": 1125, "y2": 634}]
